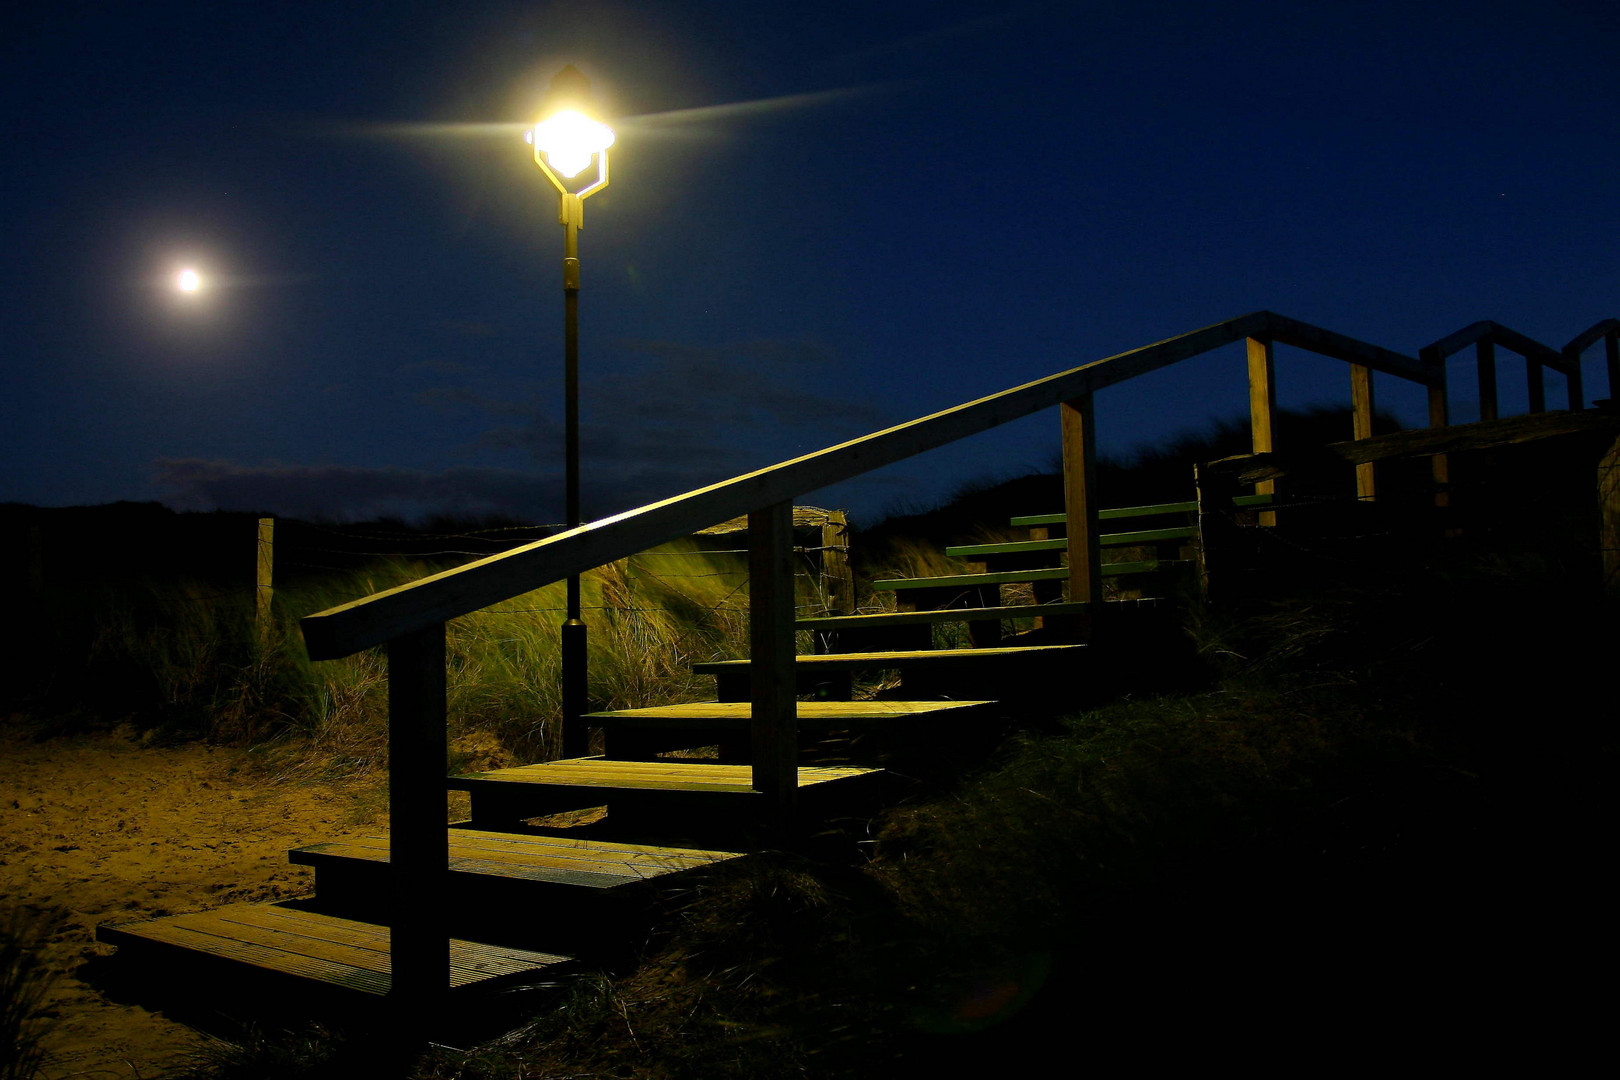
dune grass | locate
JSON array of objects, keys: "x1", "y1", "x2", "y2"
[
  {"x1": 6, "y1": 539, "x2": 793, "y2": 773},
  {"x1": 0, "y1": 912, "x2": 54, "y2": 1080}
]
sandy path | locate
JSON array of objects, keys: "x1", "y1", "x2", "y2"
[{"x1": 1, "y1": 729, "x2": 389, "y2": 1079}]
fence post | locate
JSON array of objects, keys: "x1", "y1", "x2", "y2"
[
  {"x1": 1351, "y1": 363, "x2": 1376, "y2": 501},
  {"x1": 1061, "y1": 394, "x2": 1101, "y2": 614},
  {"x1": 256, "y1": 518, "x2": 274, "y2": 649},
  {"x1": 749, "y1": 502, "x2": 798, "y2": 832},
  {"x1": 387, "y1": 622, "x2": 450, "y2": 1013},
  {"x1": 820, "y1": 510, "x2": 853, "y2": 617},
  {"x1": 1247, "y1": 336, "x2": 1277, "y2": 526}
]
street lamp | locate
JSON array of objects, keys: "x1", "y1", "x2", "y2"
[{"x1": 526, "y1": 65, "x2": 614, "y2": 757}]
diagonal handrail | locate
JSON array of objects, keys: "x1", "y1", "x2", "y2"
[{"x1": 301, "y1": 309, "x2": 1439, "y2": 659}]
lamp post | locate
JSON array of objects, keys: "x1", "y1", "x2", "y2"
[{"x1": 526, "y1": 65, "x2": 615, "y2": 757}]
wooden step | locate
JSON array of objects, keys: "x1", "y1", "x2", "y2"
[
  {"x1": 690, "y1": 643, "x2": 1086, "y2": 702},
  {"x1": 871, "y1": 563, "x2": 1183, "y2": 592},
  {"x1": 292, "y1": 829, "x2": 743, "y2": 888},
  {"x1": 587, "y1": 699, "x2": 997, "y2": 759},
  {"x1": 289, "y1": 830, "x2": 746, "y2": 937},
  {"x1": 944, "y1": 526, "x2": 1196, "y2": 558},
  {"x1": 446, "y1": 758, "x2": 884, "y2": 830},
  {"x1": 1007, "y1": 493, "x2": 1272, "y2": 528},
  {"x1": 796, "y1": 604, "x2": 1091, "y2": 631},
  {"x1": 96, "y1": 902, "x2": 572, "y2": 999},
  {"x1": 796, "y1": 601, "x2": 1168, "y2": 652}
]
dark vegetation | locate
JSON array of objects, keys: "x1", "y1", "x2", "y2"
[{"x1": 4, "y1": 405, "x2": 1613, "y2": 1075}]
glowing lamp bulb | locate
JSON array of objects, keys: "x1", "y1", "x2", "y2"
[
  {"x1": 177, "y1": 269, "x2": 200, "y2": 293},
  {"x1": 531, "y1": 109, "x2": 615, "y2": 178}
]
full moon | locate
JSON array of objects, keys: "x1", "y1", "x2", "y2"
[{"x1": 177, "y1": 268, "x2": 200, "y2": 293}]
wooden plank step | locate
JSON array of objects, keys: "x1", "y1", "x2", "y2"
[
  {"x1": 945, "y1": 527, "x2": 1196, "y2": 557},
  {"x1": 1009, "y1": 493, "x2": 1271, "y2": 527},
  {"x1": 96, "y1": 902, "x2": 572, "y2": 997},
  {"x1": 689, "y1": 643, "x2": 1082, "y2": 675},
  {"x1": 797, "y1": 604, "x2": 1091, "y2": 630},
  {"x1": 445, "y1": 758, "x2": 885, "y2": 830},
  {"x1": 585, "y1": 699, "x2": 995, "y2": 728},
  {"x1": 872, "y1": 563, "x2": 1184, "y2": 591},
  {"x1": 291, "y1": 829, "x2": 743, "y2": 889},
  {"x1": 586, "y1": 699, "x2": 998, "y2": 759},
  {"x1": 691, "y1": 644, "x2": 1086, "y2": 704},
  {"x1": 449, "y1": 758, "x2": 876, "y2": 795}
]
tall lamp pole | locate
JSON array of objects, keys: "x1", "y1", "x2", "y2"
[{"x1": 526, "y1": 65, "x2": 615, "y2": 757}]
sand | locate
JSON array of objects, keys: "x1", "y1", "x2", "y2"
[{"x1": 1, "y1": 728, "x2": 389, "y2": 1079}]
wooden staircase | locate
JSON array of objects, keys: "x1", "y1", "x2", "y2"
[{"x1": 94, "y1": 310, "x2": 1618, "y2": 1026}]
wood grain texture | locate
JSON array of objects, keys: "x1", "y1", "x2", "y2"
[{"x1": 96, "y1": 903, "x2": 571, "y2": 995}]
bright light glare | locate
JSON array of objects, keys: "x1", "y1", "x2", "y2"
[
  {"x1": 177, "y1": 268, "x2": 201, "y2": 293},
  {"x1": 532, "y1": 109, "x2": 615, "y2": 178}
]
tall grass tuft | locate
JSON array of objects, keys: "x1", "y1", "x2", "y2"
[
  {"x1": 0, "y1": 912, "x2": 55, "y2": 1080},
  {"x1": 9, "y1": 541, "x2": 769, "y2": 771}
]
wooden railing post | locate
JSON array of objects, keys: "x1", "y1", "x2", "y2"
[
  {"x1": 1351, "y1": 363, "x2": 1376, "y2": 501},
  {"x1": 1060, "y1": 394, "x2": 1102, "y2": 614},
  {"x1": 748, "y1": 502, "x2": 798, "y2": 832},
  {"x1": 1247, "y1": 336, "x2": 1277, "y2": 525},
  {"x1": 387, "y1": 622, "x2": 450, "y2": 1011},
  {"x1": 1476, "y1": 338, "x2": 1499, "y2": 421},
  {"x1": 1602, "y1": 435, "x2": 1620, "y2": 598},
  {"x1": 1527, "y1": 354, "x2": 1547, "y2": 414},
  {"x1": 1421, "y1": 345, "x2": 1451, "y2": 513},
  {"x1": 1607, "y1": 331, "x2": 1619, "y2": 404}
]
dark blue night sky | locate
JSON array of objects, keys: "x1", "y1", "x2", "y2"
[{"x1": 4, "y1": 0, "x2": 1616, "y2": 527}]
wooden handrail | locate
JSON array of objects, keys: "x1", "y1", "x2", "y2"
[
  {"x1": 1565, "y1": 319, "x2": 1619, "y2": 407},
  {"x1": 301, "y1": 310, "x2": 1444, "y2": 659}
]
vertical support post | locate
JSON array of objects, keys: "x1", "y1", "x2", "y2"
[
  {"x1": 255, "y1": 518, "x2": 274, "y2": 649},
  {"x1": 1350, "y1": 363, "x2": 1376, "y2": 502},
  {"x1": 1526, "y1": 354, "x2": 1546, "y2": 414},
  {"x1": 1607, "y1": 331, "x2": 1619, "y2": 406},
  {"x1": 387, "y1": 622, "x2": 450, "y2": 1011},
  {"x1": 560, "y1": 194, "x2": 589, "y2": 759},
  {"x1": 1421, "y1": 346, "x2": 1451, "y2": 513},
  {"x1": 1602, "y1": 435, "x2": 1620, "y2": 599},
  {"x1": 1247, "y1": 336, "x2": 1277, "y2": 526},
  {"x1": 1060, "y1": 393, "x2": 1102, "y2": 616},
  {"x1": 748, "y1": 501, "x2": 798, "y2": 832},
  {"x1": 1562, "y1": 345, "x2": 1585, "y2": 411},
  {"x1": 1476, "y1": 338, "x2": 1498, "y2": 421}
]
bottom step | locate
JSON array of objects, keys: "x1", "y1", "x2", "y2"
[{"x1": 96, "y1": 902, "x2": 573, "y2": 998}]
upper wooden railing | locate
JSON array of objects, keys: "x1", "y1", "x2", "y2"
[{"x1": 297, "y1": 309, "x2": 1614, "y2": 1004}]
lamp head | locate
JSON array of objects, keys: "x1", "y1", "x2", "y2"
[{"x1": 527, "y1": 65, "x2": 614, "y2": 190}]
